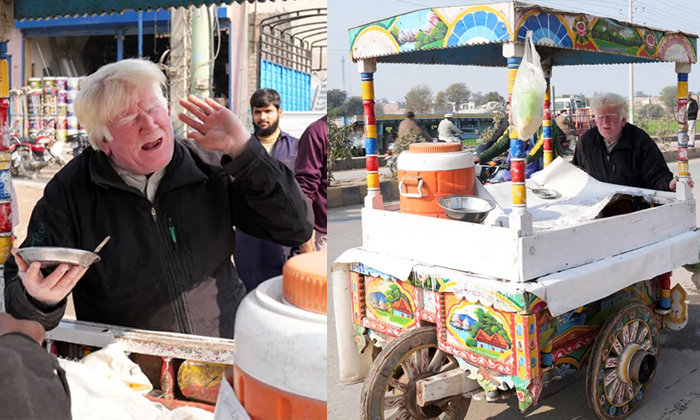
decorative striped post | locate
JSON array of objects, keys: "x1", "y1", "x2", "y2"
[
  {"x1": 543, "y1": 77, "x2": 553, "y2": 166},
  {"x1": 0, "y1": 42, "x2": 12, "y2": 264},
  {"x1": 675, "y1": 63, "x2": 693, "y2": 201},
  {"x1": 358, "y1": 59, "x2": 383, "y2": 209},
  {"x1": 659, "y1": 272, "x2": 672, "y2": 310},
  {"x1": 504, "y1": 43, "x2": 533, "y2": 235},
  {"x1": 508, "y1": 56, "x2": 526, "y2": 207}
]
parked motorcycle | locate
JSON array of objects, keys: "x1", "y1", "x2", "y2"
[{"x1": 8, "y1": 130, "x2": 55, "y2": 179}]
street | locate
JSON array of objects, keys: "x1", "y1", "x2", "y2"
[
  {"x1": 332, "y1": 165, "x2": 392, "y2": 181},
  {"x1": 327, "y1": 158, "x2": 700, "y2": 420}
]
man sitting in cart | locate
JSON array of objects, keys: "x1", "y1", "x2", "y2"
[
  {"x1": 573, "y1": 92, "x2": 694, "y2": 191},
  {"x1": 3, "y1": 59, "x2": 312, "y2": 339}
]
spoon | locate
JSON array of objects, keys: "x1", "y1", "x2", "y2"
[
  {"x1": 527, "y1": 186, "x2": 561, "y2": 200},
  {"x1": 93, "y1": 236, "x2": 111, "y2": 254}
]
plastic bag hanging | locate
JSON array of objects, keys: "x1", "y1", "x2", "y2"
[{"x1": 511, "y1": 31, "x2": 546, "y2": 141}]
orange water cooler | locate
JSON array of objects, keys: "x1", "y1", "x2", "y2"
[
  {"x1": 397, "y1": 142, "x2": 475, "y2": 218},
  {"x1": 233, "y1": 251, "x2": 327, "y2": 419}
]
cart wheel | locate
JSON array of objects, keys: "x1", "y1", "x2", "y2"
[
  {"x1": 360, "y1": 326, "x2": 471, "y2": 420},
  {"x1": 586, "y1": 302, "x2": 659, "y2": 420}
]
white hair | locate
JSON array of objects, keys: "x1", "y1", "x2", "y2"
[
  {"x1": 591, "y1": 92, "x2": 628, "y2": 120},
  {"x1": 74, "y1": 59, "x2": 168, "y2": 150}
]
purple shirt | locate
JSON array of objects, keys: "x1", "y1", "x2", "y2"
[
  {"x1": 294, "y1": 116, "x2": 327, "y2": 234},
  {"x1": 270, "y1": 131, "x2": 300, "y2": 171},
  {"x1": 233, "y1": 129, "x2": 300, "y2": 292}
]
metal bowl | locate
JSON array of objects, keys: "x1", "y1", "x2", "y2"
[
  {"x1": 437, "y1": 195, "x2": 496, "y2": 223},
  {"x1": 16, "y1": 247, "x2": 101, "y2": 269}
]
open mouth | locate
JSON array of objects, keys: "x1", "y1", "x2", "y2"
[{"x1": 142, "y1": 138, "x2": 163, "y2": 151}]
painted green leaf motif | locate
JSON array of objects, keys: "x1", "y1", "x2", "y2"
[{"x1": 348, "y1": 16, "x2": 400, "y2": 50}]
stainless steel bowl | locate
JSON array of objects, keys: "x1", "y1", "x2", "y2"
[
  {"x1": 16, "y1": 247, "x2": 101, "y2": 269},
  {"x1": 437, "y1": 195, "x2": 496, "y2": 223}
]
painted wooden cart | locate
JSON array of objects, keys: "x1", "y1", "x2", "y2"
[{"x1": 332, "y1": 2, "x2": 700, "y2": 420}]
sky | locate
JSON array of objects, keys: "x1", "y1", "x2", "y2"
[{"x1": 327, "y1": 0, "x2": 700, "y2": 102}]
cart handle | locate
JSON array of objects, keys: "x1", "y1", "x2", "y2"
[{"x1": 399, "y1": 176, "x2": 424, "y2": 198}]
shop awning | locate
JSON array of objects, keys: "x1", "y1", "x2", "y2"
[{"x1": 15, "y1": 0, "x2": 282, "y2": 21}]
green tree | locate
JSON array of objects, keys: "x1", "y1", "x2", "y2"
[
  {"x1": 466, "y1": 337, "x2": 477, "y2": 347},
  {"x1": 660, "y1": 85, "x2": 679, "y2": 115},
  {"x1": 328, "y1": 89, "x2": 348, "y2": 111},
  {"x1": 483, "y1": 91, "x2": 505, "y2": 104},
  {"x1": 639, "y1": 103, "x2": 664, "y2": 118},
  {"x1": 327, "y1": 121, "x2": 353, "y2": 185},
  {"x1": 635, "y1": 90, "x2": 649, "y2": 98},
  {"x1": 343, "y1": 96, "x2": 365, "y2": 117},
  {"x1": 405, "y1": 85, "x2": 434, "y2": 114},
  {"x1": 384, "y1": 284, "x2": 402, "y2": 309},
  {"x1": 446, "y1": 83, "x2": 471, "y2": 107},
  {"x1": 435, "y1": 90, "x2": 448, "y2": 108},
  {"x1": 472, "y1": 92, "x2": 486, "y2": 107}
]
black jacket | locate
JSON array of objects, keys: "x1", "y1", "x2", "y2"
[
  {"x1": 572, "y1": 124, "x2": 673, "y2": 191},
  {"x1": 688, "y1": 98, "x2": 698, "y2": 120},
  {"x1": 0, "y1": 333, "x2": 71, "y2": 419},
  {"x1": 4, "y1": 138, "x2": 312, "y2": 338}
]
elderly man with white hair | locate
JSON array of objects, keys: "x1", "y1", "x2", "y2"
[
  {"x1": 572, "y1": 92, "x2": 694, "y2": 191},
  {"x1": 3, "y1": 59, "x2": 312, "y2": 338}
]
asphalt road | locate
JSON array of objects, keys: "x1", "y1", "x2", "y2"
[{"x1": 327, "y1": 158, "x2": 700, "y2": 420}]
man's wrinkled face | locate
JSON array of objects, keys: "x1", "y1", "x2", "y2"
[
  {"x1": 102, "y1": 87, "x2": 174, "y2": 175},
  {"x1": 252, "y1": 104, "x2": 281, "y2": 137},
  {"x1": 596, "y1": 106, "x2": 626, "y2": 140}
]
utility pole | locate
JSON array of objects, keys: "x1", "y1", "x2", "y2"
[
  {"x1": 628, "y1": 0, "x2": 634, "y2": 124},
  {"x1": 341, "y1": 56, "x2": 346, "y2": 92}
]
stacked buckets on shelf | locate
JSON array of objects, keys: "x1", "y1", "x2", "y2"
[
  {"x1": 0, "y1": 44, "x2": 11, "y2": 263},
  {"x1": 67, "y1": 77, "x2": 82, "y2": 138},
  {"x1": 56, "y1": 77, "x2": 68, "y2": 144},
  {"x1": 27, "y1": 78, "x2": 42, "y2": 139},
  {"x1": 42, "y1": 77, "x2": 57, "y2": 141},
  {"x1": 25, "y1": 76, "x2": 82, "y2": 144}
]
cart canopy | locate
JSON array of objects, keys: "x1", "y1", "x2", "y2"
[{"x1": 349, "y1": 1, "x2": 697, "y2": 66}]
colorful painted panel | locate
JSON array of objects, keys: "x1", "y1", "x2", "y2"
[
  {"x1": 349, "y1": 3, "x2": 697, "y2": 64},
  {"x1": 444, "y1": 294, "x2": 515, "y2": 364},
  {"x1": 516, "y1": 11, "x2": 573, "y2": 48},
  {"x1": 364, "y1": 276, "x2": 418, "y2": 330},
  {"x1": 410, "y1": 266, "x2": 528, "y2": 313},
  {"x1": 349, "y1": 4, "x2": 512, "y2": 59}
]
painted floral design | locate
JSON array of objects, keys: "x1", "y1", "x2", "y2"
[
  {"x1": 573, "y1": 15, "x2": 594, "y2": 48},
  {"x1": 646, "y1": 34, "x2": 656, "y2": 49}
]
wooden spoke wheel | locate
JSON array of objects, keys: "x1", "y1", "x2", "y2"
[
  {"x1": 586, "y1": 303, "x2": 660, "y2": 420},
  {"x1": 361, "y1": 327, "x2": 471, "y2": 420}
]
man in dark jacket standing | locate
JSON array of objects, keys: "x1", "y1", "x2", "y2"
[
  {"x1": 4, "y1": 59, "x2": 312, "y2": 339},
  {"x1": 233, "y1": 89, "x2": 300, "y2": 292},
  {"x1": 688, "y1": 92, "x2": 698, "y2": 147},
  {"x1": 573, "y1": 92, "x2": 694, "y2": 191}
]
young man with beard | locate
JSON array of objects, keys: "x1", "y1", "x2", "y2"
[{"x1": 233, "y1": 89, "x2": 302, "y2": 292}]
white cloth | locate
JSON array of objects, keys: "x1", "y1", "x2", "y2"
[
  {"x1": 438, "y1": 118, "x2": 462, "y2": 141},
  {"x1": 689, "y1": 119, "x2": 696, "y2": 146},
  {"x1": 59, "y1": 344, "x2": 213, "y2": 420}
]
